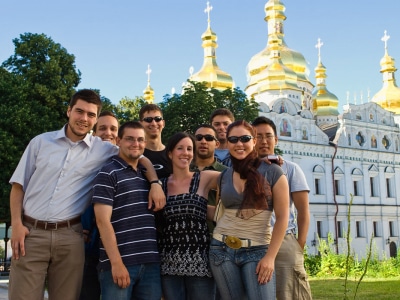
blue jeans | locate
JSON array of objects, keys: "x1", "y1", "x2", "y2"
[
  {"x1": 99, "y1": 263, "x2": 161, "y2": 300},
  {"x1": 209, "y1": 238, "x2": 276, "y2": 300},
  {"x1": 162, "y1": 275, "x2": 216, "y2": 300}
]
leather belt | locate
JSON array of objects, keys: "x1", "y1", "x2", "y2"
[
  {"x1": 213, "y1": 233, "x2": 265, "y2": 249},
  {"x1": 23, "y1": 214, "x2": 81, "y2": 230}
]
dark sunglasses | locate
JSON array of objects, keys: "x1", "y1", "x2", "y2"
[
  {"x1": 227, "y1": 135, "x2": 253, "y2": 144},
  {"x1": 195, "y1": 134, "x2": 217, "y2": 142},
  {"x1": 142, "y1": 116, "x2": 163, "y2": 123}
]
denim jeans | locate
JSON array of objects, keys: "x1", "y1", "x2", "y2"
[
  {"x1": 209, "y1": 238, "x2": 276, "y2": 300},
  {"x1": 162, "y1": 274, "x2": 216, "y2": 300},
  {"x1": 99, "y1": 263, "x2": 161, "y2": 300}
]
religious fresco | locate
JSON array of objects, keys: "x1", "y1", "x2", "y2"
[
  {"x1": 382, "y1": 135, "x2": 390, "y2": 149},
  {"x1": 371, "y1": 135, "x2": 377, "y2": 148},
  {"x1": 302, "y1": 126, "x2": 308, "y2": 140},
  {"x1": 355, "y1": 131, "x2": 365, "y2": 146},
  {"x1": 280, "y1": 118, "x2": 291, "y2": 137}
]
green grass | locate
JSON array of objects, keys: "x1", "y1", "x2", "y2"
[{"x1": 309, "y1": 277, "x2": 400, "y2": 300}]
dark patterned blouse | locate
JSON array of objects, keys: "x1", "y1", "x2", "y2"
[{"x1": 159, "y1": 172, "x2": 212, "y2": 277}]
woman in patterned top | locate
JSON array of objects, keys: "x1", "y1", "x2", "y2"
[
  {"x1": 209, "y1": 120, "x2": 289, "y2": 300},
  {"x1": 158, "y1": 132, "x2": 219, "y2": 300}
]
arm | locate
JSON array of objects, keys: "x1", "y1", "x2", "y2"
[
  {"x1": 94, "y1": 203, "x2": 130, "y2": 289},
  {"x1": 138, "y1": 156, "x2": 166, "y2": 211},
  {"x1": 10, "y1": 183, "x2": 29, "y2": 259},
  {"x1": 256, "y1": 175, "x2": 289, "y2": 284},
  {"x1": 292, "y1": 191, "x2": 310, "y2": 249}
]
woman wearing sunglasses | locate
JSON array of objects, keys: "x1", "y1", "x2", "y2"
[
  {"x1": 157, "y1": 132, "x2": 220, "y2": 300},
  {"x1": 209, "y1": 120, "x2": 289, "y2": 300}
]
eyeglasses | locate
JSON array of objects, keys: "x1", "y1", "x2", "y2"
[
  {"x1": 256, "y1": 134, "x2": 275, "y2": 141},
  {"x1": 142, "y1": 116, "x2": 163, "y2": 123},
  {"x1": 195, "y1": 134, "x2": 217, "y2": 142},
  {"x1": 227, "y1": 135, "x2": 253, "y2": 144},
  {"x1": 122, "y1": 136, "x2": 146, "y2": 144}
]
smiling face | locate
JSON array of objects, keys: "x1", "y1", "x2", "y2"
[
  {"x1": 117, "y1": 127, "x2": 146, "y2": 164},
  {"x1": 66, "y1": 99, "x2": 98, "y2": 142},
  {"x1": 227, "y1": 125, "x2": 256, "y2": 160},
  {"x1": 211, "y1": 115, "x2": 232, "y2": 142},
  {"x1": 94, "y1": 115, "x2": 119, "y2": 145},
  {"x1": 168, "y1": 137, "x2": 194, "y2": 170},
  {"x1": 140, "y1": 110, "x2": 165, "y2": 139},
  {"x1": 253, "y1": 123, "x2": 278, "y2": 158}
]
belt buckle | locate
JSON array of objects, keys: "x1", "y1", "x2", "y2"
[
  {"x1": 224, "y1": 235, "x2": 242, "y2": 249},
  {"x1": 45, "y1": 222, "x2": 58, "y2": 230}
]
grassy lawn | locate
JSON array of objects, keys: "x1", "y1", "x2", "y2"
[{"x1": 309, "y1": 277, "x2": 400, "y2": 300}]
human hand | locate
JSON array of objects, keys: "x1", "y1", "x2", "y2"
[
  {"x1": 10, "y1": 223, "x2": 29, "y2": 259},
  {"x1": 148, "y1": 184, "x2": 166, "y2": 211},
  {"x1": 255, "y1": 255, "x2": 274, "y2": 284},
  {"x1": 112, "y1": 262, "x2": 130, "y2": 288}
]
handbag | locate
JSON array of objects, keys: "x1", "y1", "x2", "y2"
[{"x1": 213, "y1": 169, "x2": 226, "y2": 222}]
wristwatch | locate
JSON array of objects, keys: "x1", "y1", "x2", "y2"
[{"x1": 150, "y1": 180, "x2": 162, "y2": 187}]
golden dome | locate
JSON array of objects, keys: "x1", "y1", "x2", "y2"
[
  {"x1": 246, "y1": 0, "x2": 311, "y2": 96},
  {"x1": 143, "y1": 65, "x2": 154, "y2": 103},
  {"x1": 251, "y1": 35, "x2": 301, "y2": 94},
  {"x1": 190, "y1": 3, "x2": 234, "y2": 91},
  {"x1": 312, "y1": 40, "x2": 339, "y2": 116},
  {"x1": 371, "y1": 31, "x2": 400, "y2": 114}
]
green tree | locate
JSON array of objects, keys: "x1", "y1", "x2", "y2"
[
  {"x1": 115, "y1": 96, "x2": 147, "y2": 124},
  {"x1": 2, "y1": 32, "x2": 81, "y2": 128},
  {"x1": 159, "y1": 81, "x2": 259, "y2": 143}
]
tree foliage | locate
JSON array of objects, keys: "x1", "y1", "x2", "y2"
[
  {"x1": 0, "y1": 33, "x2": 81, "y2": 222},
  {"x1": 159, "y1": 81, "x2": 259, "y2": 143},
  {"x1": 115, "y1": 96, "x2": 147, "y2": 124}
]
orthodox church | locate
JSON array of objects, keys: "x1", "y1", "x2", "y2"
[{"x1": 144, "y1": 0, "x2": 400, "y2": 258}]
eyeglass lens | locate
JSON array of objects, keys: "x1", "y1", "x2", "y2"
[
  {"x1": 142, "y1": 116, "x2": 163, "y2": 123},
  {"x1": 195, "y1": 134, "x2": 216, "y2": 142},
  {"x1": 227, "y1": 135, "x2": 253, "y2": 143}
]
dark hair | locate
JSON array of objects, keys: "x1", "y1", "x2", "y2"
[
  {"x1": 227, "y1": 120, "x2": 269, "y2": 211},
  {"x1": 194, "y1": 124, "x2": 218, "y2": 137},
  {"x1": 139, "y1": 104, "x2": 163, "y2": 120},
  {"x1": 69, "y1": 89, "x2": 102, "y2": 115},
  {"x1": 209, "y1": 108, "x2": 235, "y2": 124},
  {"x1": 118, "y1": 121, "x2": 144, "y2": 138},
  {"x1": 93, "y1": 111, "x2": 119, "y2": 133},
  {"x1": 251, "y1": 116, "x2": 277, "y2": 136},
  {"x1": 165, "y1": 132, "x2": 195, "y2": 171}
]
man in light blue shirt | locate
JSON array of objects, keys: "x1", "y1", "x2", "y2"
[{"x1": 9, "y1": 89, "x2": 164, "y2": 300}]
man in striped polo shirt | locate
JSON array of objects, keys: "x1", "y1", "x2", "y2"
[{"x1": 93, "y1": 121, "x2": 163, "y2": 300}]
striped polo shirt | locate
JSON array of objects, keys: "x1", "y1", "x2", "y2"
[{"x1": 92, "y1": 155, "x2": 159, "y2": 271}]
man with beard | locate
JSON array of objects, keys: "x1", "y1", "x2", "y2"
[{"x1": 190, "y1": 124, "x2": 227, "y2": 234}]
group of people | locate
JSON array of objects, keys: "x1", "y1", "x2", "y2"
[{"x1": 8, "y1": 89, "x2": 312, "y2": 300}]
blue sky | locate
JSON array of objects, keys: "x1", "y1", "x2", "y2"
[{"x1": 1, "y1": 0, "x2": 400, "y2": 111}]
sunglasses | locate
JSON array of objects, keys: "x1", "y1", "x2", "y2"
[
  {"x1": 142, "y1": 116, "x2": 163, "y2": 123},
  {"x1": 195, "y1": 134, "x2": 217, "y2": 142},
  {"x1": 227, "y1": 135, "x2": 253, "y2": 144}
]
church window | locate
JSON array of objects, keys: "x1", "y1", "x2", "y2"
[
  {"x1": 382, "y1": 135, "x2": 390, "y2": 150},
  {"x1": 356, "y1": 221, "x2": 364, "y2": 237},
  {"x1": 373, "y1": 221, "x2": 381, "y2": 237}
]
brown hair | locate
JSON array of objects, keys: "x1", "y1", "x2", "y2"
[{"x1": 227, "y1": 120, "x2": 269, "y2": 213}]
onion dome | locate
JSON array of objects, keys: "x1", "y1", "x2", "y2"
[
  {"x1": 143, "y1": 65, "x2": 154, "y2": 103},
  {"x1": 190, "y1": 2, "x2": 234, "y2": 90},
  {"x1": 312, "y1": 39, "x2": 339, "y2": 116},
  {"x1": 246, "y1": 0, "x2": 312, "y2": 98},
  {"x1": 254, "y1": 34, "x2": 300, "y2": 93},
  {"x1": 371, "y1": 31, "x2": 400, "y2": 114}
]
